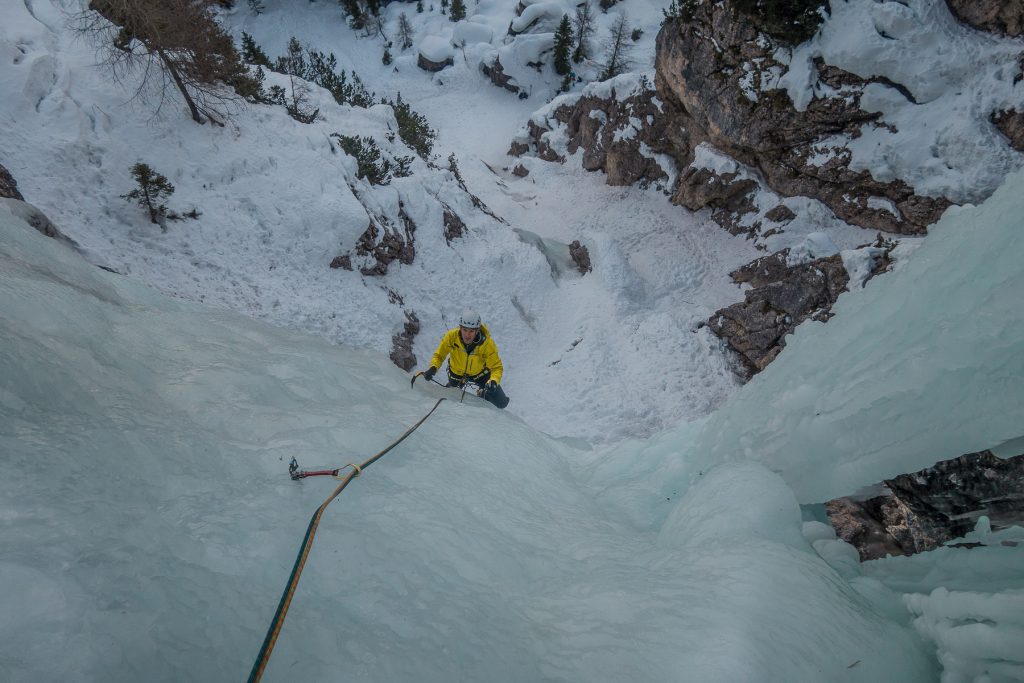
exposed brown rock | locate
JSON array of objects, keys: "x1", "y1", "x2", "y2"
[
  {"x1": 0, "y1": 164, "x2": 24, "y2": 200},
  {"x1": 764, "y1": 204, "x2": 796, "y2": 224},
  {"x1": 417, "y1": 53, "x2": 453, "y2": 73},
  {"x1": 355, "y1": 218, "x2": 415, "y2": 277},
  {"x1": 945, "y1": 0, "x2": 1024, "y2": 36},
  {"x1": 707, "y1": 251, "x2": 851, "y2": 377},
  {"x1": 513, "y1": 6, "x2": 961, "y2": 235},
  {"x1": 330, "y1": 254, "x2": 352, "y2": 270},
  {"x1": 674, "y1": 166, "x2": 759, "y2": 235},
  {"x1": 992, "y1": 109, "x2": 1024, "y2": 152},
  {"x1": 481, "y1": 56, "x2": 520, "y2": 94},
  {"x1": 825, "y1": 497, "x2": 907, "y2": 561},
  {"x1": 511, "y1": 118, "x2": 565, "y2": 162},
  {"x1": 827, "y1": 450, "x2": 1024, "y2": 560},
  {"x1": 511, "y1": 164, "x2": 529, "y2": 177},
  {"x1": 389, "y1": 310, "x2": 420, "y2": 371},
  {"x1": 510, "y1": 83, "x2": 672, "y2": 186},
  {"x1": 443, "y1": 206, "x2": 466, "y2": 243},
  {"x1": 654, "y1": 6, "x2": 950, "y2": 234},
  {"x1": 353, "y1": 205, "x2": 417, "y2": 275},
  {"x1": 569, "y1": 240, "x2": 591, "y2": 274},
  {"x1": 729, "y1": 250, "x2": 793, "y2": 288},
  {"x1": 508, "y1": 139, "x2": 530, "y2": 156}
]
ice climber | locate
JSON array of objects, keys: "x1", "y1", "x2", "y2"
[{"x1": 421, "y1": 310, "x2": 510, "y2": 409}]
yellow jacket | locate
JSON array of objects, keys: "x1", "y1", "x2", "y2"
[{"x1": 429, "y1": 324, "x2": 504, "y2": 384}]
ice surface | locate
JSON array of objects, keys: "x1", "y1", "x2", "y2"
[
  {"x1": 1, "y1": 203, "x2": 942, "y2": 682},
  {"x1": 3, "y1": 1, "x2": 1024, "y2": 679},
  {"x1": 581, "y1": 168, "x2": 1024, "y2": 681}
]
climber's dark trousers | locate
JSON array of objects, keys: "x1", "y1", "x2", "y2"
[{"x1": 446, "y1": 371, "x2": 510, "y2": 409}]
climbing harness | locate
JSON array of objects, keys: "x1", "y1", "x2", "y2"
[{"x1": 247, "y1": 398, "x2": 445, "y2": 683}]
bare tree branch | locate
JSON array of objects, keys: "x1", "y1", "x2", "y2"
[{"x1": 78, "y1": 0, "x2": 255, "y2": 125}]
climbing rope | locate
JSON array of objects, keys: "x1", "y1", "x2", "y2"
[{"x1": 247, "y1": 398, "x2": 445, "y2": 683}]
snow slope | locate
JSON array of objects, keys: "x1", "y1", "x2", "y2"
[{"x1": 1, "y1": 0, "x2": 765, "y2": 441}]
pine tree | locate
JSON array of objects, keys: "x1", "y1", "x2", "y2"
[
  {"x1": 342, "y1": 0, "x2": 365, "y2": 28},
  {"x1": 275, "y1": 37, "x2": 308, "y2": 78},
  {"x1": 449, "y1": 0, "x2": 466, "y2": 21},
  {"x1": 553, "y1": 15, "x2": 573, "y2": 76},
  {"x1": 398, "y1": 12, "x2": 415, "y2": 50},
  {"x1": 241, "y1": 32, "x2": 272, "y2": 68},
  {"x1": 382, "y1": 48, "x2": 392, "y2": 65},
  {"x1": 387, "y1": 93, "x2": 436, "y2": 159},
  {"x1": 121, "y1": 163, "x2": 174, "y2": 225},
  {"x1": 572, "y1": 3, "x2": 596, "y2": 63},
  {"x1": 416, "y1": 0, "x2": 423, "y2": 12},
  {"x1": 733, "y1": 0, "x2": 828, "y2": 45},
  {"x1": 599, "y1": 12, "x2": 633, "y2": 80},
  {"x1": 662, "y1": 0, "x2": 697, "y2": 23},
  {"x1": 283, "y1": 75, "x2": 319, "y2": 123},
  {"x1": 333, "y1": 135, "x2": 393, "y2": 185}
]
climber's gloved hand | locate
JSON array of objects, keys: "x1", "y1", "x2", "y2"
[{"x1": 423, "y1": 366, "x2": 436, "y2": 381}]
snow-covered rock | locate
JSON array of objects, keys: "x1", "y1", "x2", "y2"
[{"x1": 418, "y1": 35, "x2": 455, "y2": 71}]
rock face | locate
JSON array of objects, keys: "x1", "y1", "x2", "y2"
[
  {"x1": 0, "y1": 164, "x2": 24, "y2": 200},
  {"x1": 354, "y1": 205, "x2": 417, "y2": 276},
  {"x1": 674, "y1": 164, "x2": 759, "y2": 235},
  {"x1": 389, "y1": 310, "x2": 420, "y2": 371},
  {"x1": 827, "y1": 450, "x2": 1024, "y2": 561},
  {"x1": 511, "y1": 4, "x2": 960, "y2": 235},
  {"x1": 511, "y1": 83, "x2": 671, "y2": 186},
  {"x1": 442, "y1": 206, "x2": 466, "y2": 243},
  {"x1": 706, "y1": 250, "x2": 851, "y2": 377},
  {"x1": 329, "y1": 254, "x2": 352, "y2": 270},
  {"x1": 654, "y1": 5, "x2": 950, "y2": 234},
  {"x1": 992, "y1": 108, "x2": 1024, "y2": 152},
  {"x1": 481, "y1": 56, "x2": 520, "y2": 94},
  {"x1": 417, "y1": 53, "x2": 453, "y2": 72},
  {"x1": 945, "y1": 0, "x2": 1024, "y2": 36},
  {"x1": 568, "y1": 240, "x2": 591, "y2": 274}
]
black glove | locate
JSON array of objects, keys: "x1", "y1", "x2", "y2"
[
  {"x1": 485, "y1": 380, "x2": 498, "y2": 394},
  {"x1": 423, "y1": 367, "x2": 436, "y2": 381}
]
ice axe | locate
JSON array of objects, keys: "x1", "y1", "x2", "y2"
[{"x1": 410, "y1": 370, "x2": 446, "y2": 389}]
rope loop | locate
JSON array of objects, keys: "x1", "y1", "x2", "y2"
[{"x1": 331, "y1": 463, "x2": 363, "y2": 479}]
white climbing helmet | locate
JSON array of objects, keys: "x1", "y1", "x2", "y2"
[{"x1": 459, "y1": 310, "x2": 481, "y2": 329}]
